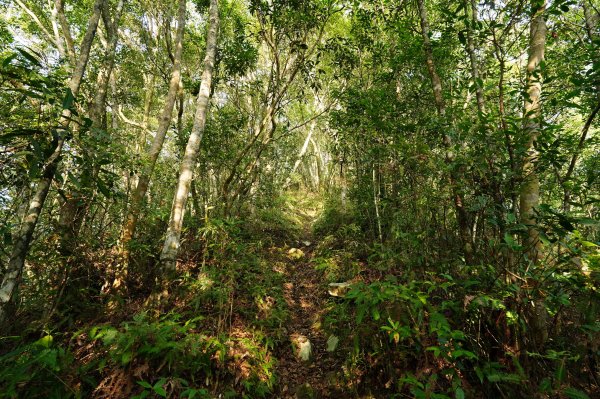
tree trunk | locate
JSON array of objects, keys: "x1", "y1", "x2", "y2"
[
  {"x1": 416, "y1": 0, "x2": 474, "y2": 264},
  {"x1": 373, "y1": 165, "x2": 383, "y2": 243},
  {"x1": 55, "y1": 0, "x2": 76, "y2": 65},
  {"x1": 520, "y1": 0, "x2": 546, "y2": 263},
  {"x1": 465, "y1": 0, "x2": 485, "y2": 114},
  {"x1": 160, "y1": 0, "x2": 219, "y2": 272},
  {"x1": 58, "y1": 0, "x2": 124, "y2": 256},
  {"x1": 0, "y1": 0, "x2": 105, "y2": 324},
  {"x1": 119, "y1": 0, "x2": 187, "y2": 267},
  {"x1": 520, "y1": 0, "x2": 548, "y2": 351},
  {"x1": 284, "y1": 120, "x2": 316, "y2": 189},
  {"x1": 49, "y1": 0, "x2": 66, "y2": 62}
]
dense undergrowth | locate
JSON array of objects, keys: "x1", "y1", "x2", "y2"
[
  {"x1": 0, "y1": 194, "x2": 311, "y2": 398},
  {"x1": 314, "y1": 193, "x2": 599, "y2": 398},
  {"x1": 1, "y1": 191, "x2": 598, "y2": 398}
]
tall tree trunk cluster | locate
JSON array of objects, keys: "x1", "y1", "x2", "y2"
[
  {"x1": 160, "y1": 0, "x2": 220, "y2": 271},
  {"x1": 1, "y1": 0, "x2": 106, "y2": 323},
  {"x1": 118, "y1": 0, "x2": 187, "y2": 277}
]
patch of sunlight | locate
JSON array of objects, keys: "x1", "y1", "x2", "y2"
[
  {"x1": 288, "y1": 247, "x2": 305, "y2": 259},
  {"x1": 255, "y1": 295, "x2": 275, "y2": 315},
  {"x1": 272, "y1": 261, "x2": 287, "y2": 274},
  {"x1": 194, "y1": 272, "x2": 214, "y2": 291},
  {"x1": 283, "y1": 282, "x2": 296, "y2": 306},
  {"x1": 300, "y1": 298, "x2": 313, "y2": 309}
]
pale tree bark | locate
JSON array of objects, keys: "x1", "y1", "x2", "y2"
[
  {"x1": 49, "y1": 0, "x2": 66, "y2": 61},
  {"x1": 284, "y1": 121, "x2": 316, "y2": 189},
  {"x1": 57, "y1": 0, "x2": 124, "y2": 256},
  {"x1": 372, "y1": 165, "x2": 383, "y2": 243},
  {"x1": 55, "y1": 0, "x2": 77, "y2": 65},
  {"x1": 520, "y1": 0, "x2": 546, "y2": 263},
  {"x1": 119, "y1": 0, "x2": 186, "y2": 268},
  {"x1": 416, "y1": 0, "x2": 474, "y2": 264},
  {"x1": 310, "y1": 138, "x2": 322, "y2": 189},
  {"x1": 160, "y1": 0, "x2": 220, "y2": 272},
  {"x1": 583, "y1": 0, "x2": 599, "y2": 42},
  {"x1": 520, "y1": 0, "x2": 548, "y2": 351},
  {"x1": 0, "y1": 0, "x2": 105, "y2": 324}
]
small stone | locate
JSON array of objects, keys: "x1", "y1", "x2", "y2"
[
  {"x1": 291, "y1": 334, "x2": 312, "y2": 361},
  {"x1": 326, "y1": 334, "x2": 339, "y2": 352}
]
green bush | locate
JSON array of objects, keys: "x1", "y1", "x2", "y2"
[{"x1": 0, "y1": 335, "x2": 76, "y2": 398}]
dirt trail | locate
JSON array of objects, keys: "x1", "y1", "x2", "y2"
[{"x1": 273, "y1": 203, "x2": 344, "y2": 398}]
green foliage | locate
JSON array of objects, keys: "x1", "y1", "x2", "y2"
[
  {"x1": 0, "y1": 48, "x2": 68, "y2": 186},
  {"x1": 321, "y1": 218, "x2": 599, "y2": 396},
  {"x1": 1, "y1": 0, "x2": 599, "y2": 398},
  {"x1": 240, "y1": 205, "x2": 302, "y2": 243},
  {"x1": 0, "y1": 335, "x2": 76, "y2": 398},
  {"x1": 90, "y1": 313, "x2": 224, "y2": 377}
]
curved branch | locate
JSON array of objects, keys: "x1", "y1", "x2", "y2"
[
  {"x1": 563, "y1": 99, "x2": 600, "y2": 183},
  {"x1": 15, "y1": 0, "x2": 58, "y2": 49}
]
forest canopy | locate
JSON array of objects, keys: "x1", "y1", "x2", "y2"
[{"x1": 0, "y1": 0, "x2": 598, "y2": 398}]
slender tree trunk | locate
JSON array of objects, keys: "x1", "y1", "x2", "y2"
[
  {"x1": 221, "y1": 104, "x2": 275, "y2": 209},
  {"x1": 520, "y1": 0, "x2": 548, "y2": 351},
  {"x1": 417, "y1": 0, "x2": 444, "y2": 116},
  {"x1": 58, "y1": 0, "x2": 124, "y2": 256},
  {"x1": 465, "y1": 0, "x2": 485, "y2": 114},
  {"x1": 160, "y1": 0, "x2": 219, "y2": 272},
  {"x1": 119, "y1": 0, "x2": 186, "y2": 268},
  {"x1": 520, "y1": 0, "x2": 546, "y2": 263},
  {"x1": 0, "y1": 0, "x2": 105, "y2": 324},
  {"x1": 55, "y1": 0, "x2": 76, "y2": 65},
  {"x1": 49, "y1": 0, "x2": 66, "y2": 61},
  {"x1": 372, "y1": 165, "x2": 383, "y2": 243},
  {"x1": 416, "y1": 0, "x2": 474, "y2": 264},
  {"x1": 284, "y1": 121, "x2": 316, "y2": 188},
  {"x1": 493, "y1": 33, "x2": 518, "y2": 216}
]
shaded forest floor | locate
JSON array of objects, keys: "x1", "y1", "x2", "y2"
[{"x1": 269, "y1": 196, "x2": 344, "y2": 398}]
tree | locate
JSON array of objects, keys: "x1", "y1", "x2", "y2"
[
  {"x1": 416, "y1": 0, "x2": 474, "y2": 264},
  {"x1": 520, "y1": 0, "x2": 547, "y2": 263},
  {"x1": 118, "y1": 0, "x2": 187, "y2": 274},
  {"x1": 0, "y1": 0, "x2": 106, "y2": 323},
  {"x1": 160, "y1": 0, "x2": 220, "y2": 272}
]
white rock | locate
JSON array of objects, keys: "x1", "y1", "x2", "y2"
[
  {"x1": 292, "y1": 334, "x2": 312, "y2": 361},
  {"x1": 326, "y1": 335, "x2": 339, "y2": 352},
  {"x1": 288, "y1": 247, "x2": 305, "y2": 259},
  {"x1": 328, "y1": 282, "x2": 352, "y2": 297}
]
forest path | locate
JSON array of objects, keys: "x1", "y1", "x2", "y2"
[{"x1": 272, "y1": 195, "x2": 345, "y2": 398}]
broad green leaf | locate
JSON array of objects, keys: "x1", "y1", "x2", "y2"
[
  {"x1": 35, "y1": 335, "x2": 53, "y2": 348},
  {"x1": 62, "y1": 88, "x2": 75, "y2": 110}
]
